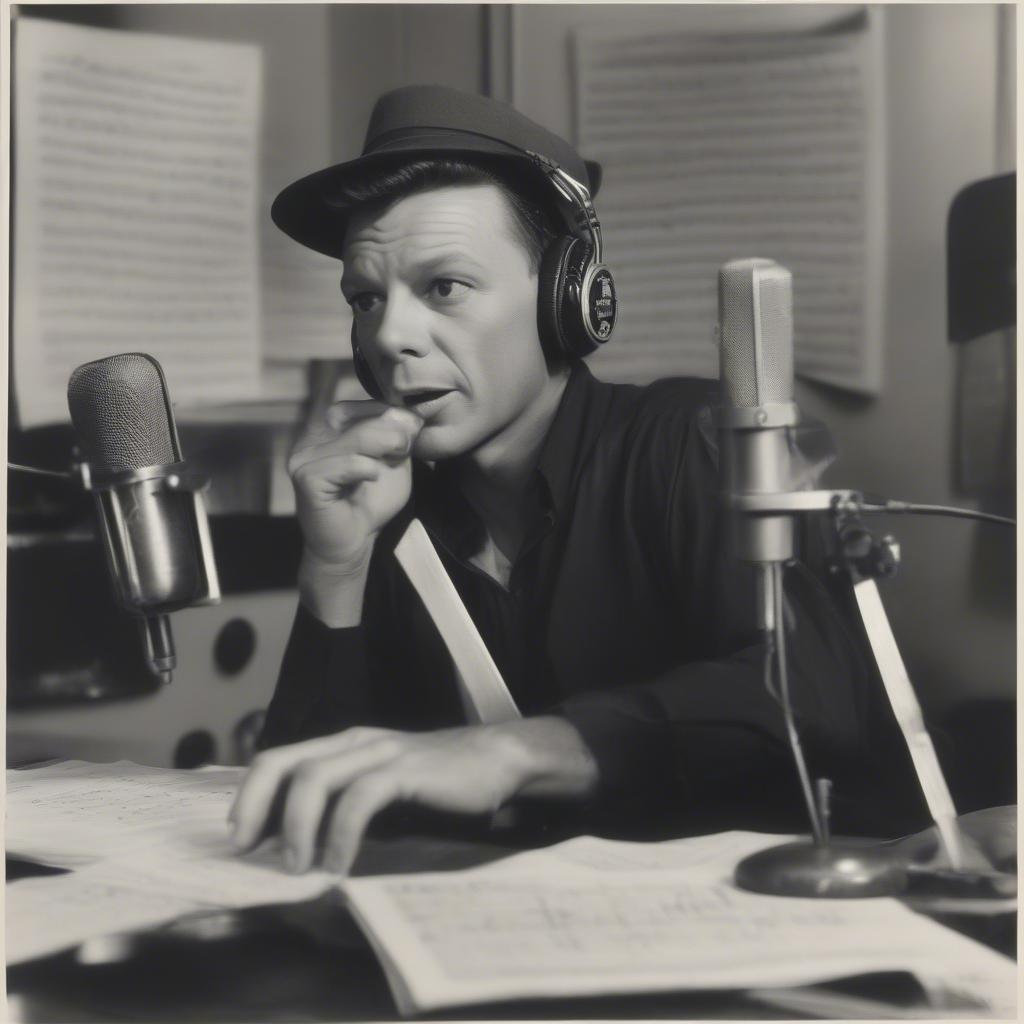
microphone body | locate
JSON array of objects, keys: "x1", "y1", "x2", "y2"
[
  {"x1": 67, "y1": 353, "x2": 219, "y2": 683},
  {"x1": 717, "y1": 258, "x2": 798, "y2": 627}
]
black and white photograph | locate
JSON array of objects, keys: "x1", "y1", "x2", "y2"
[{"x1": 4, "y1": 3, "x2": 1017, "y2": 1020}]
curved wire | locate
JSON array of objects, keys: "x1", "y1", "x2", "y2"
[
  {"x1": 7, "y1": 461, "x2": 76, "y2": 480},
  {"x1": 771, "y1": 561, "x2": 824, "y2": 845}
]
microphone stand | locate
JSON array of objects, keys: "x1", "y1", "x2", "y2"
[
  {"x1": 732, "y1": 489, "x2": 1008, "y2": 897},
  {"x1": 735, "y1": 551, "x2": 908, "y2": 898}
]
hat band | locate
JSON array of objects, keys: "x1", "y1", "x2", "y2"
[{"x1": 367, "y1": 126, "x2": 541, "y2": 162}]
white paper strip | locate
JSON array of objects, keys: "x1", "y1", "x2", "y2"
[
  {"x1": 852, "y1": 579, "x2": 962, "y2": 868},
  {"x1": 393, "y1": 519, "x2": 521, "y2": 725}
]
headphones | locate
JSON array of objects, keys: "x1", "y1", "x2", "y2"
[{"x1": 350, "y1": 151, "x2": 618, "y2": 399}]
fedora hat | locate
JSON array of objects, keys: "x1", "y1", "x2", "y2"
[{"x1": 271, "y1": 84, "x2": 601, "y2": 260}]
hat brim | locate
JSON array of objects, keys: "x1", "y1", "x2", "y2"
[{"x1": 271, "y1": 136, "x2": 602, "y2": 261}]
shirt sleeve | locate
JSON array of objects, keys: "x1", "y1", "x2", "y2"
[
  {"x1": 553, "y1": 396, "x2": 924, "y2": 838},
  {"x1": 257, "y1": 604, "x2": 376, "y2": 750},
  {"x1": 258, "y1": 516, "x2": 467, "y2": 750}
]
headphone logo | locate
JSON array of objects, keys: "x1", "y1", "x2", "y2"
[{"x1": 589, "y1": 269, "x2": 616, "y2": 341}]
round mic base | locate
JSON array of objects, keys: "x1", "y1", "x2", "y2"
[{"x1": 734, "y1": 840, "x2": 908, "y2": 899}]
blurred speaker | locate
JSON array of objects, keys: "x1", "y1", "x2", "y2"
[{"x1": 8, "y1": 590, "x2": 297, "y2": 768}]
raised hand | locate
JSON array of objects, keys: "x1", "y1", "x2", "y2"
[{"x1": 289, "y1": 401, "x2": 421, "y2": 625}]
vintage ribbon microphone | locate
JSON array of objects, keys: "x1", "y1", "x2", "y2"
[
  {"x1": 717, "y1": 259, "x2": 909, "y2": 897},
  {"x1": 717, "y1": 258, "x2": 1015, "y2": 898},
  {"x1": 66, "y1": 353, "x2": 220, "y2": 684}
]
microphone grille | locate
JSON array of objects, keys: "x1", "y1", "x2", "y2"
[
  {"x1": 718, "y1": 258, "x2": 793, "y2": 407},
  {"x1": 67, "y1": 353, "x2": 181, "y2": 472}
]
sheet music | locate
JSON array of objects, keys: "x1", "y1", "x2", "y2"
[
  {"x1": 575, "y1": 9, "x2": 885, "y2": 394},
  {"x1": 6, "y1": 760, "x2": 243, "y2": 867},
  {"x1": 343, "y1": 869, "x2": 1016, "y2": 1015},
  {"x1": 6, "y1": 760, "x2": 337, "y2": 964},
  {"x1": 13, "y1": 19, "x2": 263, "y2": 426},
  {"x1": 478, "y1": 831, "x2": 792, "y2": 883},
  {"x1": 7, "y1": 759, "x2": 1016, "y2": 1019},
  {"x1": 7, "y1": 873, "x2": 207, "y2": 965},
  {"x1": 6, "y1": 839, "x2": 335, "y2": 966}
]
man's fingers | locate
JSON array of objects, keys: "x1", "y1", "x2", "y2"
[
  {"x1": 229, "y1": 730, "x2": 386, "y2": 849},
  {"x1": 324, "y1": 399, "x2": 412, "y2": 431},
  {"x1": 290, "y1": 416, "x2": 421, "y2": 475},
  {"x1": 291, "y1": 453, "x2": 381, "y2": 494},
  {"x1": 327, "y1": 398, "x2": 390, "y2": 421},
  {"x1": 279, "y1": 738, "x2": 404, "y2": 873},
  {"x1": 323, "y1": 773, "x2": 404, "y2": 875}
]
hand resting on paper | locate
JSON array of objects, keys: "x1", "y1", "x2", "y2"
[{"x1": 228, "y1": 718, "x2": 599, "y2": 874}]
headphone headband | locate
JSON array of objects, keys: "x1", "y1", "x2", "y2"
[{"x1": 525, "y1": 151, "x2": 605, "y2": 264}]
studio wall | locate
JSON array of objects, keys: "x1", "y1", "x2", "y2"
[{"x1": 501, "y1": 3, "x2": 1015, "y2": 717}]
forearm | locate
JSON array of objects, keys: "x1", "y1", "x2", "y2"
[
  {"x1": 298, "y1": 546, "x2": 372, "y2": 628},
  {"x1": 490, "y1": 716, "x2": 600, "y2": 802}
]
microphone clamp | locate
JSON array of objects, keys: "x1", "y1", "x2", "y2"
[
  {"x1": 725, "y1": 489, "x2": 864, "y2": 514},
  {"x1": 75, "y1": 459, "x2": 210, "y2": 495},
  {"x1": 713, "y1": 402, "x2": 800, "y2": 429}
]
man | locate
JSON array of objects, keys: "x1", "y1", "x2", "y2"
[{"x1": 230, "y1": 86, "x2": 907, "y2": 875}]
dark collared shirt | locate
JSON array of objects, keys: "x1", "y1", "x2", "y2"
[{"x1": 260, "y1": 365, "x2": 920, "y2": 836}]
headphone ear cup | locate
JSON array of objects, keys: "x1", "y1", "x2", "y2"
[
  {"x1": 537, "y1": 236, "x2": 601, "y2": 361},
  {"x1": 350, "y1": 322, "x2": 383, "y2": 399}
]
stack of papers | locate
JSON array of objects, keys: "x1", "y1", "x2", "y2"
[
  {"x1": 6, "y1": 761, "x2": 1017, "y2": 1018},
  {"x1": 6, "y1": 761, "x2": 335, "y2": 963}
]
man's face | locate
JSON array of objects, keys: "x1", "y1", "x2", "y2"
[{"x1": 341, "y1": 183, "x2": 553, "y2": 464}]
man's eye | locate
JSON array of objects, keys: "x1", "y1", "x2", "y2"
[
  {"x1": 430, "y1": 279, "x2": 469, "y2": 301},
  {"x1": 349, "y1": 293, "x2": 380, "y2": 314}
]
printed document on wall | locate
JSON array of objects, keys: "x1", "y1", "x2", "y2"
[
  {"x1": 575, "y1": 7, "x2": 885, "y2": 394},
  {"x1": 13, "y1": 19, "x2": 263, "y2": 427}
]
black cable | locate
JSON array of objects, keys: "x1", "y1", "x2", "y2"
[
  {"x1": 862, "y1": 499, "x2": 1014, "y2": 527},
  {"x1": 7, "y1": 462, "x2": 76, "y2": 481}
]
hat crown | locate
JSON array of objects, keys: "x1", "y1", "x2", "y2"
[{"x1": 363, "y1": 84, "x2": 592, "y2": 191}]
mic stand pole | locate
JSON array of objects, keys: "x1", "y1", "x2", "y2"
[
  {"x1": 734, "y1": 494, "x2": 940, "y2": 898},
  {"x1": 734, "y1": 553, "x2": 908, "y2": 898},
  {"x1": 731, "y1": 490, "x2": 972, "y2": 876}
]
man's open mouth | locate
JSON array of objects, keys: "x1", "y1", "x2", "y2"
[{"x1": 401, "y1": 389, "x2": 452, "y2": 408}]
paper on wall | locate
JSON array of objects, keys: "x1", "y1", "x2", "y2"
[
  {"x1": 574, "y1": 7, "x2": 886, "y2": 395},
  {"x1": 13, "y1": 19, "x2": 264, "y2": 427}
]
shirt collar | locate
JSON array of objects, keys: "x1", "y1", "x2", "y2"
[
  {"x1": 410, "y1": 361, "x2": 610, "y2": 558},
  {"x1": 534, "y1": 361, "x2": 610, "y2": 515}
]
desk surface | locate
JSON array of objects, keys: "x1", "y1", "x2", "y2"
[{"x1": 7, "y1": 831, "x2": 1016, "y2": 1023}]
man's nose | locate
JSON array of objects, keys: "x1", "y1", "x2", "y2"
[{"x1": 370, "y1": 290, "x2": 432, "y2": 364}]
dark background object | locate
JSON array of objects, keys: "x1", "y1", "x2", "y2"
[
  {"x1": 174, "y1": 729, "x2": 217, "y2": 768},
  {"x1": 8, "y1": 517, "x2": 301, "y2": 709},
  {"x1": 214, "y1": 618, "x2": 257, "y2": 676},
  {"x1": 947, "y1": 173, "x2": 1015, "y2": 343},
  {"x1": 7, "y1": 536, "x2": 162, "y2": 706}
]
